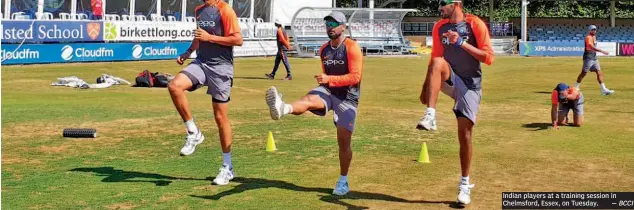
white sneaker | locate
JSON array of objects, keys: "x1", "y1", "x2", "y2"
[
  {"x1": 416, "y1": 112, "x2": 437, "y2": 131},
  {"x1": 332, "y1": 181, "x2": 350, "y2": 196},
  {"x1": 266, "y1": 86, "x2": 285, "y2": 120},
  {"x1": 179, "y1": 130, "x2": 204, "y2": 156},
  {"x1": 212, "y1": 164, "x2": 235, "y2": 185},
  {"x1": 457, "y1": 183, "x2": 475, "y2": 205},
  {"x1": 602, "y1": 89, "x2": 615, "y2": 96}
]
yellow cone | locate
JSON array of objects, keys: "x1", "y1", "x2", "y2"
[
  {"x1": 266, "y1": 131, "x2": 277, "y2": 152},
  {"x1": 418, "y1": 142, "x2": 430, "y2": 163}
]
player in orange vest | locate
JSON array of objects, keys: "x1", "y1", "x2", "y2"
[{"x1": 265, "y1": 19, "x2": 293, "y2": 80}]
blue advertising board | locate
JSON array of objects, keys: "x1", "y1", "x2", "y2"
[
  {"x1": 1, "y1": 20, "x2": 104, "y2": 43},
  {"x1": 519, "y1": 41, "x2": 586, "y2": 56},
  {"x1": 1, "y1": 42, "x2": 192, "y2": 65},
  {"x1": 519, "y1": 41, "x2": 618, "y2": 57}
]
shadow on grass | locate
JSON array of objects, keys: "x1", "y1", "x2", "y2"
[
  {"x1": 522, "y1": 123, "x2": 551, "y2": 131},
  {"x1": 606, "y1": 110, "x2": 634, "y2": 114},
  {"x1": 534, "y1": 91, "x2": 552, "y2": 94},
  {"x1": 233, "y1": 76, "x2": 270, "y2": 80},
  {"x1": 70, "y1": 167, "x2": 460, "y2": 209},
  {"x1": 190, "y1": 177, "x2": 458, "y2": 210},
  {"x1": 70, "y1": 167, "x2": 208, "y2": 186}
]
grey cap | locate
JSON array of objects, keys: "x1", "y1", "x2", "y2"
[
  {"x1": 588, "y1": 25, "x2": 597, "y2": 30},
  {"x1": 324, "y1": 11, "x2": 346, "y2": 24}
]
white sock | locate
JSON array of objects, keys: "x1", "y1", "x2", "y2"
[
  {"x1": 338, "y1": 175, "x2": 348, "y2": 183},
  {"x1": 222, "y1": 152, "x2": 232, "y2": 168},
  {"x1": 185, "y1": 119, "x2": 198, "y2": 134},
  {"x1": 283, "y1": 104, "x2": 293, "y2": 115},
  {"x1": 426, "y1": 107, "x2": 436, "y2": 117},
  {"x1": 575, "y1": 83, "x2": 580, "y2": 89},
  {"x1": 600, "y1": 83, "x2": 608, "y2": 91},
  {"x1": 461, "y1": 176, "x2": 470, "y2": 185}
]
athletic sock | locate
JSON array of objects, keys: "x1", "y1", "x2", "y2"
[
  {"x1": 222, "y1": 152, "x2": 232, "y2": 169},
  {"x1": 600, "y1": 83, "x2": 608, "y2": 92},
  {"x1": 283, "y1": 104, "x2": 293, "y2": 115},
  {"x1": 185, "y1": 119, "x2": 198, "y2": 134},
  {"x1": 461, "y1": 176, "x2": 470, "y2": 185},
  {"x1": 575, "y1": 83, "x2": 581, "y2": 89},
  {"x1": 426, "y1": 107, "x2": 436, "y2": 118},
  {"x1": 339, "y1": 175, "x2": 348, "y2": 183}
]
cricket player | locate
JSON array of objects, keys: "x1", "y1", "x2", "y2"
[
  {"x1": 265, "y1": 11, "x2": 363, "y2": 196},
  {"x1": 265, "y1": 19, "x2": 293, "y2": 80},
  {"x1": 416, "y1": 0, "x2": 494, "y2": 205},
  {"x1": 574, "y1": 25, "x2": 615, "y2": 95},
  {"x1": 168, "y1": 0, "x2": 243, "y2": 185},
  {"x1": 551, "y1": 83, "x2": 584, "y2": 129}
]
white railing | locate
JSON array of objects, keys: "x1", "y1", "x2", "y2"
[
  {"x1": 59, "y1": 13, "x2": 71, "y2": 20},
  {"x1": 70, "y1": 13, "x2": 88, "y2": 20},
  {"x1": 104, "y1": 14, "x2": 120, "y2": 21}
]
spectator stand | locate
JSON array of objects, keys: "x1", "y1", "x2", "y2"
[{"x1": 290, "y1": 7, "x2": 416, "y2": 57}]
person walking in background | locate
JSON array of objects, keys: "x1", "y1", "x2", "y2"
[
  {"x1": 265, "y1": 19, "x2": 293, "y2": 80},
  {"x1": 574, "y1": 25, "x2": 615, "y2": 96}
]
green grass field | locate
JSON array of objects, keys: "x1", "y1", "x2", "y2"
[{"x1": 2, "y1": 56, "x2": 634, "y2": 210}]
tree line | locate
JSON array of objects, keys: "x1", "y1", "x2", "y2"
[{"x1": 336, "y1": 0, "x2": 634, "y2": 21}]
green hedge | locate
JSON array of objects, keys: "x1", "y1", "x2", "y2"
[{"x1": 337, "y1": 0, "x2": 634, "y2": 21}]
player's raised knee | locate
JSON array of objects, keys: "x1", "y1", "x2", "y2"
[
  {"x1": 429, "y1": 57, "x2": 449, "y2": 72},
  {"x1": 431, "y1": 57, "x2": 446, "y2": 64},
  {"x1": 301, "y1": 94, "x2": 320, "y2": 103},
  {"x1": 168, "y1": 74, "x2": 191, "y2": 92}
]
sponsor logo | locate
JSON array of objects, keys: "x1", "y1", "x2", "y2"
[
  {"x1": 534, "y1": 46, "x2": 584, "y2": 52},
  {"x1": 132, "y1": 44, "x2": 178, "y2": 59},
  {"x1": 132, "y1": 44, "x2": 143, "y2": 59},
  {"x1": 61, "y1": 45, "x2": 74, "y2": 60},
  {"x1": 1, "y1": 48, "x2": 40, "y2": 60},
  {"x1": 38, "y1": 25, "x2": 85, "y2": 40},
  {"x1": 442, "y1": 36, "x2": 470, "y2": 45},
  {"x1": 2, "y1": 21, "x2": 102, "y2": 42},
  {"x1": 619, "y1": 43, "x2": 634, "y2": 56},
  {"x1": 144, "y1": 46, "x2": 178, "y2": 57},
  {"x1": 323, "y1": 60, "x2": 345, "y2": 65},
  {"x1": 86, "y1": 23, "x2": 101, "y2": 40},
  {"x1": 197, "y1": 21, "x2": 216, "y2": 28},
  {"x1": 442, "y1": 27, "x2": 470, "y2": 45},
  {"x1": 61, "y1": 45, "x2": 114, "y2": 61},
  {"x1": 104, "y1": 22, "x2": 117, "y2": 40},
  {"x1": 119, "y1": 24, "x2": 195, "y2": 39}
]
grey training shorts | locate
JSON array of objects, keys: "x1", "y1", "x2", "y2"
[
  {"x1": 308, "y1": 86, "x2": 358, "y2": 132},
  {"x1": 559, "y1": 93, "x2": 584, "y2": 116},
  {"x1": 441, "y1": 70, "x2": 482, "y2": 124},
  {"x1": 582, "y1": 59, "x2": 601, "y2": 73},
  {"x1": 180, "y1": 59, "x2": 234, "y2": 103}
]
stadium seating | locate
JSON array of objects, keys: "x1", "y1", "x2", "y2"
[
  {"x1": 490, "y1": 22, "x2": 514, "y2": 36},
  {"x1": 529, "y1": 24, "x2": 634, "y2": 42},
  {"x1": 292, "y1": 17, "x2": 413, "y2": 55},
  {"x1": 402, "y1": 22, "x2": 514, "y2": 36},
  {"x1": 402, "y1": 22, "x2": 434, "y2": 36}
]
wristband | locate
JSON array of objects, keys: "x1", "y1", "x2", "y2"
[{"x1": 455, "y1": 37, "x2": 464, "y2": 47}]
